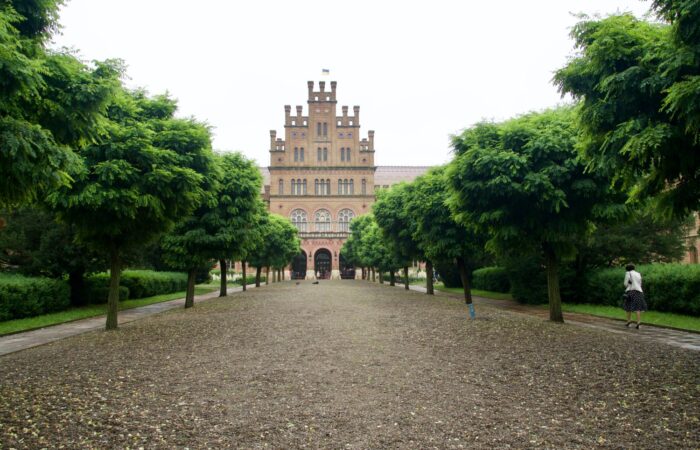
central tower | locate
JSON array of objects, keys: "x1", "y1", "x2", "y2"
[{"x1": 268, "y1": 81, "x2": 376, "y2": 279}]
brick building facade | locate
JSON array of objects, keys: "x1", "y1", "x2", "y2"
[{"x1": 261, "y1": 81, "x2": 428, "y2": 279}]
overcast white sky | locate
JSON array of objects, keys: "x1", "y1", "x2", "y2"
[{"x1": 51, "y1": 0, "x2": 651, "y2": 166}]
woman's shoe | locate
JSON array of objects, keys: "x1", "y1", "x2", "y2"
[
  {"x1": 625, "y1": 322, "x2": 632, "y2": 327},
  {"x1": 636, "y1": 323, "x2": 641, "y2": 329}
]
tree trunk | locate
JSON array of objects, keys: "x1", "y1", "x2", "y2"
[
  {"x1": 266, "y1": 267, "x2": 270, "y2": 284},
  {"x1": 106, "y1": 248, "x2": 121, "y2": 330},
  {"x1": 457, "y1": 257, "x2": 475, "y2": 319},
  {"x1": 68, "y1": 267, "x2": 87, "y2": 306},
  {"x1": 426, "y1": 260, "x2": 434, "y2": 295},
  {"x1": 544, "y1": 243, "x2": 564, "y2": 323},
  {"x1": 282, "y1": 267, "x2": 285, "y2": 280},
  {"x1": 403, "y1": 266, "x2": 409, "y2": 290},
  {"x1": 185, "y1": 268, "x2": 196, "y2": 308},
  {"x1": 242, "y1": 261, "x2": 247, "y2": 291},
  {"x1": 371, "y1": 267, "x2": 376, "y2": 282},
  {"x1": 255, "y1": 266, "x2": 262, "y2": 287},
  {"x1": 379, "y1": 272, "x2": 384, "y2": 284},
  {"x1": 362, "y1": 267, "x2": 366, "y2": 280},
  {"x1": 219, "y1": 259, "x2": 227, "y2": 297},
  {"x1": 389, "y1": 269, "x2": 395, "y2": 286}
]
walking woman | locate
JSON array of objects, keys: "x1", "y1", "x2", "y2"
[{"x1": 623, "y1": 264, "x2": 647, "y2": 329}]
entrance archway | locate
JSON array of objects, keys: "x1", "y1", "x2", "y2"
[
  {"x1": 339, "y1": 253, "x2": 355, "y2": 279},
  {"x1": 292, "y1": 251, "x2": 307, "y2": 279},
  {"x1": 314, "y1": 249, "x2": 332, "y2": 279}
]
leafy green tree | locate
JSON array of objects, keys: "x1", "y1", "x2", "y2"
[
  {"x1": 0, "y1": 207, "x2": 106, "y2": 305},
  {"x1": 48, "y1": 90, "x2": 213, "y2": 329},
  {"x1": 448, "y1": 108, "x2": 616, "y2": 322},
  {"x1": 554, "y1": 5, "x2": 700, "y2": 217},
  {"x1": 0, "y1": 3, "x2": 120, "y2": 209},
  {"x1": 209, "y1": 153, "x2": 263, "y2": 296},
  {"x1": 248, "y1": 213, "x2": 300, "y2": 285},
  {"x1": 407, "y1": 167, "x2": 488, "y2": 317},
  {"x1": 373, "y1": 184, "x2": 422, "y2": 290}
]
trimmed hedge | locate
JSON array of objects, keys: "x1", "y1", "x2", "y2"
[
  {"x1": 233, "y1": 275, "x2": 266, "y2": 285},
  {"x1": 0, "y1": 273, "x2": 70, "y2": 321},
  {"x1": 86, "y1": 270, "x2": 188, "y2": 302},
  {"x1": 472, "y1": 267, "x2": 510, "y2": 293},
  {"x1": 83, "y1": 280, "x2": 129, "y2": 304},
  {"x1": 584, "y1": 264, "x2": 700, "y2": 315}
]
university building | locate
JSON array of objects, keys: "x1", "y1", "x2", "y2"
[{"x1": 260, "y1": 81, "x2": 428, "y2": 279}]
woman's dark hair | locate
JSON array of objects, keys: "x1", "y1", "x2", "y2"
[{"x1": 625, "y1": 264, "x2": 635, "y2": 271}]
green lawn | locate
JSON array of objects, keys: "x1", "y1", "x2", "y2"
[
  {"x1": 0, "y1": 286, "x2": 218, "y2": 336},
  {"x1": 558, "y1": 303, "x2": 700, "y2": 332},
  {"x1": 433, "y1": 284, "x2": 700, "y2": 332},
  {"x1": 434, "y1": 283, "x2": 514, "y2": 301}
]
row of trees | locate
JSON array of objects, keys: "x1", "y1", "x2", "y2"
[
  {"x1": 343, "y1": 2, "x2": 698, "y2": 322},
  {"x1": 0, "y1": 0, "x2": 301, "y2": 329}
]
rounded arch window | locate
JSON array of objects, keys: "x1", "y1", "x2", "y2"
[
  {"x1": 315, "y1": 209, "x2": 331, "y2": 232},
  {"x1": 338, "y1": 208, "x2": 354, "y2": 232},
  {"x1": 290, "y1": 209, "x2": 308, "y2": 232}
]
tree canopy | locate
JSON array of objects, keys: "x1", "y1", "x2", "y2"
[
  {"x1": 448, "y1": 107, "x2": 617, "y2": 322},
  {"x1": 554, "y1": 5, "x2": 700, "y2": 217}
]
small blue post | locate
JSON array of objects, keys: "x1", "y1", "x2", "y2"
[{"x1": 468, "y1": 303, "x2": 476, "y2": 319}]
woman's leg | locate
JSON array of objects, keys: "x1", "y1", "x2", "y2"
[
  {"x1": 625, "y1": 311, "x2": 631, "y2": 325},
  {"x1": 636, "y1": 310, "x2": 641, "y2": 325}
]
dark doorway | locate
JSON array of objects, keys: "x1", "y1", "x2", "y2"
[
  {"x1": 314, "y1": 249, "x2": 332, "y2": 279},
  {"x1": 292, "y1": 251, "x2": 307, "y2": 279},
  {"x1": 339, "y1": 253, "x2": 355, "y2": 279}
]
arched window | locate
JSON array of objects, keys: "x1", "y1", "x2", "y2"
[
  {"x1": 291, "y1": 179, "x2": 297, "y2": 195},
  {"x1": 300, "y1": 147, "x2": 304, "y2": 162},
  {"x1": 315, "y1": 209, "x2": 331, "y2": 232},
  {"x1": 317, "y1": 122, "x2": 322, "y2": 136},
  {"x1": 278, "y1": 179, "x2": 284, "y2": 195},
  {"x1": 317, "y1": 148, "x2": 322, "y2": 161},
  {"x1": 326, "y1": 179, "x2": 331, "y2": 195},
  {"x1": 338, "y1": 178, "x2": 343, "y2": 195},
  {"x1": 315, "y1": 179, "x2": 319, "y2": 195},
  {"x1": 290, "y1": 209, "x2": 307, "y2": 232},
  {"x1": 346, "y1": 148, "x2": 351, "y2": 162},
  {"x1": 323, "y1": 148, "x2": 328, "y2": 161},
  {"x1": 362, "y1": 178, "x2": 367, "y2": 195},
  {"x1": 338, "y1": 208, "x2": 355, "y2": 232},
  {"x1": 340, "y1": 147, "x2": 345, "y2": 162},
  {"x1": 294, "y1": 147, "x2": 298, "y2": 162},
  {"x1": 323, "y1": 122, "x2": 328, "y2": 136},
  {"x1": 302, "y1": 179, "x2": 307, "y2": 195},
  {"x1": 349, "y1": 179, "x2": 354, "y2": 195}
]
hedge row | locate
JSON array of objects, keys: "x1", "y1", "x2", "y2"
[
  {"x1": 0, "y1": 273, "x2": 70, "y2": 321},
  {"x1": 86, "y1": 270, "x2": 188, "y2": 303},
  {"x1": 472, "y1": 267, "x2": 510, "y2": 293},
  {"x1": 585, "y1": 264, "x2": 700, "y2": 315},
  {"x1": 232, "y1": 275, "x2": 266, "y2": 285}
]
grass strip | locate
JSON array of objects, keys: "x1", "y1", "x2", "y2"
[
  {"x1": 0, "y1": 286, "x2": 218, "y2": 336},
  {"x1": 559, "y1": 303, "x2": 700, "y2": 333},
  {"x1": 434, "y1": 284, "x2": 699, "y2": 332}
]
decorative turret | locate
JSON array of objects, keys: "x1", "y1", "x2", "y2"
[
  {"x1": 368, "y1": 130, "x2": 375, "y2": 151},
  {"x1": 353, "y1": 106, "x2": 360, "y2": 126},
  {"x1": 269, "y1": 130, "x2": 276, "y2": 151},
  {"x1": 284, "y1": 105, "x2": 291, "y2": 125}
]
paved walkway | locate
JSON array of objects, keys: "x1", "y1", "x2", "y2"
[
  {"x1": 404, "y1": 283, "x2": 700, "y2": 351},
  {"x1": 0, "y1": 284, "x2": 256, "y2": 357}
]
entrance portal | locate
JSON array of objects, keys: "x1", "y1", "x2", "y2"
[
  {"x1": 314, "y1": 249, "x2": 332, "y2": 279},
  {"x1": 339, "y1": 253, "x2": 355, "y2": 279},
  {"x1": 292, "y1": 251, "x2": 307, "y2": 279}
]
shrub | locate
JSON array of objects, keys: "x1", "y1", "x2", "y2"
[
  {"x1": 504, "y1": 254, "x2": 576, "y2": 305},
  {"x1": 83, "y1": 278, "x2": 129, "y2": 304},
  {"x1": 434, "y1": 261, "x2": 463, "y2": 288},
  {"x1": 584, "y1": 264, "x2": 700, "y2": 315},
  {"x1": 86, "y1": 270, "x2": 188, "y2": 301},
  {"x1": 233, "y1": 275, "x2": 265, "y2": 286},
  {"x1": 472, "y1": 267, "x2": 510, "y2": 293},
  {"x1": 0, "y1": 273, "x2": 71, "y2": 321}
]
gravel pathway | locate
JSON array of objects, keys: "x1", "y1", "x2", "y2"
[{"x1": 1, "y1": 280, "x2": 698, "y2": 449}]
